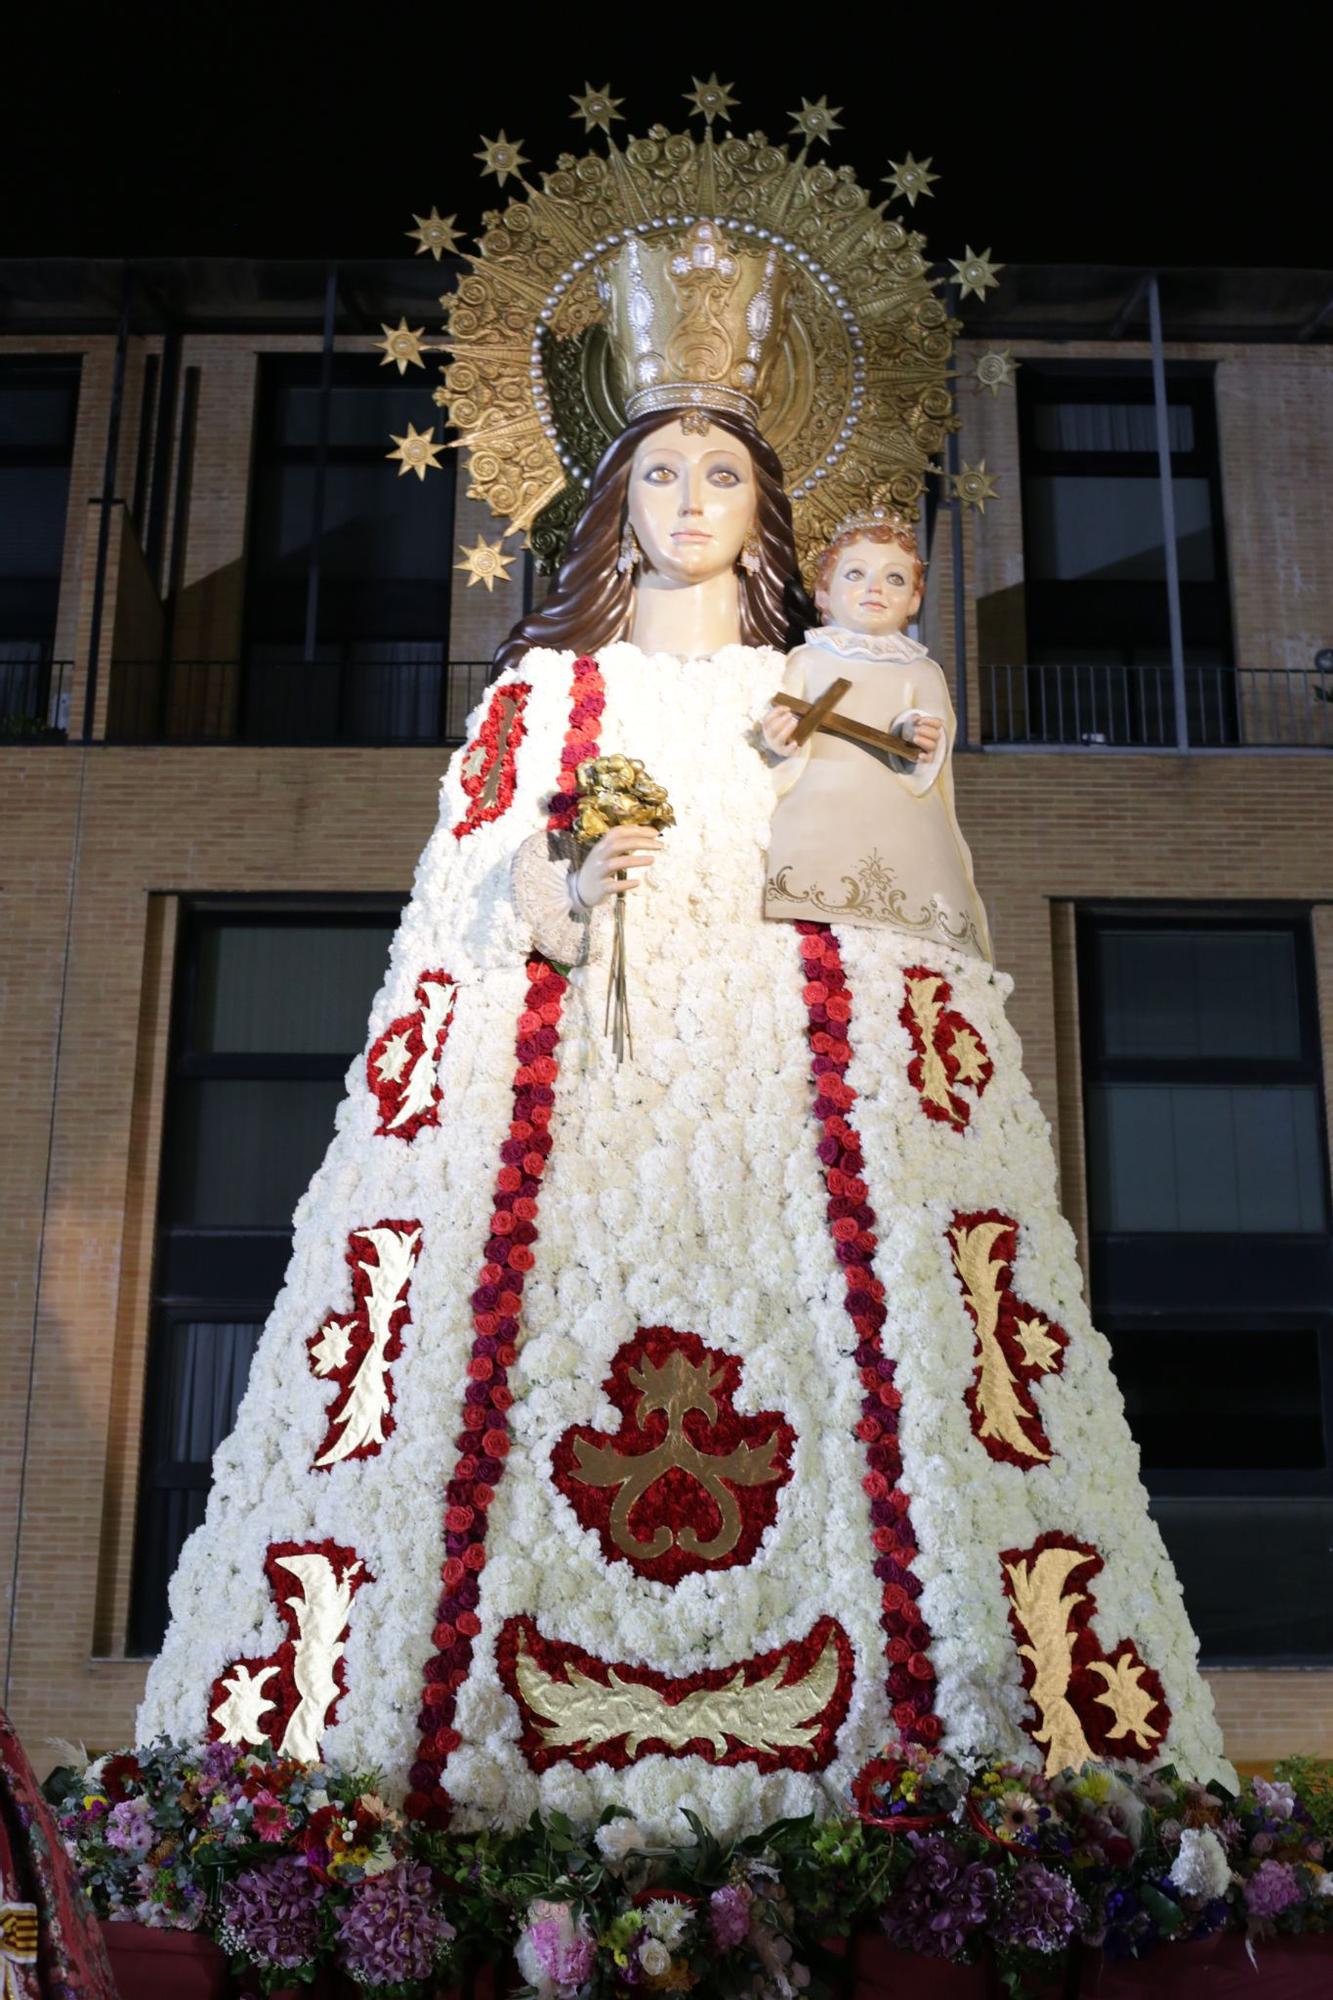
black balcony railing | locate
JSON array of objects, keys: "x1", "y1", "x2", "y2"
[
  {"x1": 0, "y1": 656, "x2": 73, "y2": 741},
  {"x1": 104, "y1": 657, "x2": 494, "y2": 746},
  {"x1": 981, "y1": 662, "x2": 1333, "y2": 751}
]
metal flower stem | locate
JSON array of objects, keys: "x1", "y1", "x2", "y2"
[{"x1": 604, "y1": 871, "x2": 633, "y2": 1064}]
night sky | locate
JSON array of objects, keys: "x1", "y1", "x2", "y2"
[{"x1": 4, "y1": 14, "x2": 1326, "y2": 270}]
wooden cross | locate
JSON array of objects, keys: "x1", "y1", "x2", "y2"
[{"x1": 771, "y1": 680, "x2": 922, "y2": 762}]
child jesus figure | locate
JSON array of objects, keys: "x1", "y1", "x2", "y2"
[{"x1": 760, "y1": 511, "x2": 992, "y2": 963}]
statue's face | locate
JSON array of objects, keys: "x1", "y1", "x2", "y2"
[
  {"x1": 626, "y1": 417, "x2": 756, "y2": 585},
  {"x1": 816, "y1": 535, "x2": 922, "y2": 635}
]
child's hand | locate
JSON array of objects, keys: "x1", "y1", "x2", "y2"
[
  {"x1": 906, "y1": 714, "x2": 944, "y2": 757},
  {"x1": 761, "y1": 705, "x2": 801, "y2": 757}
]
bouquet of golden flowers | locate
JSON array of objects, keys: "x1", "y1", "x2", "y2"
[{"x1": 574, "y1": 754, "x2": 675, "y2": 1064}]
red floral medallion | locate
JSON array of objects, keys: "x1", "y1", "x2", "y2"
[
  {"x1": 308, "y1": 1221, "x2": 422, "y2": 1469},
  {"x1": 497, "y1": 1615, "x2": 854, "y2": 1773},
  {"x1": 1000, "y1": 1532, "x2": 1171, "y2": 1771},
  {"x1": 795, "y1": 922, "x2": 941, "y2": 1751},
  {"x1": 408, "y1": 656, "x2": 606, "y2": 1829},
  {"x1": 452, "y1": 682, "x2": 531, "y2": 841},
  {"x1": 208, "y1": 1541, "x2": 370, "y2": 1759},
  {"x1": 946, "y1": 1210, "x2": 1069, "y2": 1469},
  {"x1": 551, "y1": 1326, "x2": 796, "y2": 1586},
  {"x1": 901, "y1": 967, "x2": 994, "y2": 1130},
  {"x1": 367, "y1": 971, "x2": 458, "y2": 1141}
]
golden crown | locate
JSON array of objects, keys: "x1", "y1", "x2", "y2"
[{"x1": 598, "y1": 221, "x2": 789, "y2": 427}]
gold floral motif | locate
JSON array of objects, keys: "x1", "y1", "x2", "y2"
[
  {"x1": 1090, "y1": 1654, "x2": 1162, "y2": 1751},
  {"x1": 948, "y1": 1219, "x2": 1055, "y2": 1463},
  {"x1": 903, "y1": 972, "x2": 988, "y2": 1122},
  {"x1": 514, "y1": 1630, "x2": 843, "y2": 1757},
  {"x1": 569, "y1": 1349, "x2": 784, "y2": 1562},
  {"x1": 767, "y1": 855, "x2": 984, "y2": 956},
  {"x1": 1003, "y1": 1547, "x2": 1096, "y2": 1777}
]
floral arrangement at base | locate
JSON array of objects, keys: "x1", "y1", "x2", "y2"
[{"x1": 45, "y1": 1741, "x2": 1333, "y2": 1997}]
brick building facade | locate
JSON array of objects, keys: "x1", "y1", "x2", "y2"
[{"x1": 2, "y1": 260, "x2": 1331, "y2": 1773}]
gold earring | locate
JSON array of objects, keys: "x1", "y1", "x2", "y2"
[
  {"x1": 739, "y1": 527, "x2": 761, "y2": 575},
  {"x1": 617, "y1": 522, "x2": 641, "y2": 575}
]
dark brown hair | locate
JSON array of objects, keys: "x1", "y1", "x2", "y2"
[{"x1": 492, "y1": 409, "x2": 816, "y2": 680}]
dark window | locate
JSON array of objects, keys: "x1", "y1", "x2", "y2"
[
  {"x1": 1079, "y1": 909, "x2": 1333, "y2": 1662},
  {"x1": 1016, "y1": 363, "x2": 1234, "y2": 744},
  {"x1": 0, "y1": 358, "x2": 80, "y2": 722},
  {"x1": 241, "y1": 356, "x2": 456, "y2": 742},
  {"x1": 130, "y1": 899, "x2": 399, "y2": 1653}
]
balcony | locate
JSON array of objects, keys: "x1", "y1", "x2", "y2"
[
  {"x1": 0, "y1": 656, "x2": 73, "y2": 742},
  {"x1": 979, "y1": 662, "x2": 1333, "y2": 752},
  {"x1": 103, "y1": 656, "x2": 494, "y2": 747}
]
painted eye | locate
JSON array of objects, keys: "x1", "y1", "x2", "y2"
[
  {"x1": 844, "y1": 566, "x2": 864, "y2": 581},
  {"x1": 708, "y1": 466, "x2": 741, "y2": 486},
  {"x1": 643, "y1": 465, "x2": 677, "y2": 483}
]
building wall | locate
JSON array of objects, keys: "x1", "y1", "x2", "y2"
[{"x1": 1, "y1": 326, "x2": 1331, "y2": 1773}]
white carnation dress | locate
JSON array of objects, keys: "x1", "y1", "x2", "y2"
[{"x1": 139, "y1": 642, "x2": 1231, "y2": 1836}]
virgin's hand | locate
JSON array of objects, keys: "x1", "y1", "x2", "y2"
[
  {"x1": 761, "y1": 705, "x2": 801, "y2": 756},
  {"x1": 574, "y1": 826, "x2": 661, "y2": 909},
  {"x1": 907, "y1": 714, "x2": 944, "y2": 757}
]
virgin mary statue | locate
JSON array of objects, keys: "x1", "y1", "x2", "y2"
[{"x1": 139, "y1": 142, "x2": 1231, "y2": 1838}]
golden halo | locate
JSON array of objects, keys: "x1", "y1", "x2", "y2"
[{"x1": 433, "y1": 107, "x2": 968, "y2": 575}]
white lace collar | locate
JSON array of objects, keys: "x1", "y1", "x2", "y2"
[{"x1": 804, "y1": 624, "x2": 928, "y2": 664}]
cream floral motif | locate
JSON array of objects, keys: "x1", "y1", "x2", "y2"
[
  {"x1": 140, "y1": 641, "x2": 1232, "y2": 1837},
  {"x1": 1003, "y1": 1547, "x2": 1094, "y2": 1777},
  {"x1": 312, "y1": 1225, "x2": 422, "y2": 1468},
  {"x1": 513, "y1": 1630, "x2": 843, "y2": 1758},
  {"x1": 767, "y1": 852, "x2": 984, "y2": 957}
]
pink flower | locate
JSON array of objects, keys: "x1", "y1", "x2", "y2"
[
  {"x1": 251, "y1": 1791, "x2": 291, "y2": 1843},
  {"x1": 1245, "y1": 1860, "x2": 1302, "y2": 1922},
  {"x1": 516, "y1": 1901, "x2": 597, "y2": 1997},
  {"x1": 709, "y1": 1884, "x2": 752, "y2": 1950}
]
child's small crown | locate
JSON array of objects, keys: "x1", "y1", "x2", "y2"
[{"x1": 829, "y1": 504, "x2": 925, "y2": 566}]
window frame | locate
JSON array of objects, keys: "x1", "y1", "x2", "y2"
[{"x1": 129, "y1": 893, "x2": 403, "y2": 1655}]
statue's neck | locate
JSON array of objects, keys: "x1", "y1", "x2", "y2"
[{"x1": 629, "y1": 568, "x2": 742, "y2": 658}]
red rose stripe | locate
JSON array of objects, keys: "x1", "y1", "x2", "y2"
[
  {"x1": 407, "y1": 655, "x2": 606, "y2": 1827},
  {"x1": 794, "y1": 921, "x2": 942, "y2": 1751}
]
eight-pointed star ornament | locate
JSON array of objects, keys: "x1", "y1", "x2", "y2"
[
  {"x1": 455, "y1": 535, "x2": 517, "y2": 592},
  {"x1": 571, "y1": 82, "x2": 623, "y2": 133},
  {"x1": 790, "y1": 95, "x2": 843, "y2": 147},
  {"x1": 884, "y1": 152, "x2": 938, "y2": 206},
  {"x1": 950, "y1": 459, "x2": 1000, "y2": 512},
  {"x1": 476, "y1": 130, "x2": 528, "y2": 187},
  {"x1": 405, "y1": 207, "x2": 463, "y2": 261},
  {"x1": 375, "y1": 318, "x2": 429, "y2": 376},
  {"x1": 975, "y1": 349, "x2": 1019, "y2": 396},
  {"x1": 386, "y1": 423, "x2": 446, "y2": 481},
  {"x1": 950, "y1": 246, "x2": 1005, "y2": 301},
  {"x1": 684, "y1": 73, "x2": 738, "y2": 124}
]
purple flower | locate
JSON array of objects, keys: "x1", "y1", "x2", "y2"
[
  {"x1": 709, "y1": 1884, "x2": 752, "y2": 1950},
  {"x1": 882, "y1": 1835, "x2": 996, "y2": 1959},
  {"x1": 1244, "y1": 1860, "x2": 1302, "y2": 1922},
  {"x1": 105, "y1": 1800, "x2": 155, "y2": 1860},
  {"x1": 336, "y1": 1861, "x2": 454, "y2": 1986},
  {"x1": 994, "y1": 1863, "x2": 1082, "y2": 1953},
  {"x1": 1251, "y1": 1778, "x2": 1297, "y2": 1823},
  {"x1": 219, "y1": 1857, "x2": 325, "y2": 1970}
]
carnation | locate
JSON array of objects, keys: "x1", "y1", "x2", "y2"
[
  {"x1": 1168, "y1": 1828, "x2": 1231, "y2": 1903},
  {"x1": 1244, "y1": 1860, "x2": 1302, "y2": 1923},
  {"x1": 219, "y1": 1857, "x2": 324, "y2": 1970},
  {"x1": 595, "y1": 1818, "x2": 648, "y2": 1867},
  {"x1": 993, "y1": 1863, "x2": 1081, "y2": 1954},
  {"x1": 336, "y1": 1861, "x2": 454, "y2": 1987}
]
